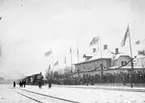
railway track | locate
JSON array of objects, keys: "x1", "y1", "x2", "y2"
[
  {"x1": 13, "y1": 90, "x2": 43, "y2": 103},
  {"x1": 13, "y1": 88, "x2": 81, "y2": 103}
]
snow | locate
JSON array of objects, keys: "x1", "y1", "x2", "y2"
[
  {"x1": 0, "y1": 84, "x2": 145, "y2": 103},
  {"x1": 0, "y1": 84, "x2": 34, "y2": 103},
  {"x1": 22, "y1": 85, "x2": 145, "y2": 103}
]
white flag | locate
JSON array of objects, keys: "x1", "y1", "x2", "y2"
[
  {"x1": 64, "y1": 57, "x2": 66, "y2": 64},
  {"x1": 135, "y1": 39, "x2": 145, "y2": 45},
  {"x1": 45, "y1": 50, "x2": 52, "y2": 57},
  {"x1": 121, "y1": 25, "x2": 130, "y2": 47},
  {"x1": 54, "y1": 61, "x2": 58, "y2": 66},
  {"x1": 89, "y1": 36, "x2": 100, "y2": 46}
]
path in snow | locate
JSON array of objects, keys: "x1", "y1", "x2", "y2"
[
  {"x1": 0, "y1": 84, "x2": 34, "y2": 103},
  {"x1": 21, "y1": 85, "x2": 145, "y2": 103}
]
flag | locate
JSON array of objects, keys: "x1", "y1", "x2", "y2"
[
  {"x1": 48, "y1": 64, "x2": 51, "y2": 71},
  {"x1": 77, "y1": 47, "x2": 79, "y2": 63},
  {"x1": 92, "y1": 48, "x2": 96, "y2": 53},
  {"x1": 135, "y1": 39, "x2": 145, "y2": 45},
  {"x1": 45, "y1": 50, "x2": 52, "y2": 57},
  {"x1": 121, "y1": 25, "x2": 130, "y2": 47},
  {"x1": 54, "y1": 61, "x2": 58, "y2": 66},
  {"x1": 64, "y1": 57, "x2": 66, "y2": 64},
  {"x1": 135, "y1": 40, "x2": 140, "y2": 45},
  {"x1": 70, "y1": 47, "x2": 72, "y2": 53},
  {"x1": 77, "y1": 48, "x2": 79, "y2": 56},
  {"x1": 77, "y1": 48, "x2": 79, "y2": 58},
  {"x1": 89, "y1": 36, "x2": 100, "y2": 46}
]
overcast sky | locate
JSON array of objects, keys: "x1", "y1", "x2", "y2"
[{"x1": 0, "y1": 0, "x2": 145, "y2": 79}]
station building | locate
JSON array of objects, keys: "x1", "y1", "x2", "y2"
[
  {"x1": 73, "y1": 45, "x2": 113, "y2": 77},
  {"x1": 73, "y1": 45, "x2": 145, "y2": 77}
]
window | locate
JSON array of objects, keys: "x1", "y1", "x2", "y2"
[
  {"x1": 124, "y1": 61, "x2": 127, "y2": 65},
  {"x1": 121, "y1": 61, "x2": 124, "y2": 66},
  {"x1": 121, "y1": 61, "x2": 127, "y2": 66}
]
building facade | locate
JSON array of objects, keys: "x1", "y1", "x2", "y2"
[
  {"x1": 134, "y1": 55, "x2": 145, "y2": 68},
  {"x1": 73, "y1": 46, "x2": 145, "y2": 78},
  {"x1": 111, "y1": 54, "x2": 131, "y2": 68},
  {"x1": 73, "y1": 45, "x2": 113, "y2": 77},
  {"x1": 73, "y1": 58, "x2": 111, "y2": 77}
]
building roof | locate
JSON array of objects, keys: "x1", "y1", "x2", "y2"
[
  {"x1": 136, "y1": 54, "x2": 145, "y2": 59},
  {"x1": 74, "y1": 57, "x2": 111, "y2": 65},
  {"x1": 74, "y1": 48, "x2": 113, "y2": 65},
  {"x1": 112, "y1": 53, "x2": 131, "y2": 60},
  {"x1": 89, "y1": 49, "x2": 113, "y2": 61}
]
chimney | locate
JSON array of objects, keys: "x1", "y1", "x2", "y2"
[
  {"x1": 115, "y1": 48, "x2": 119, "y2": 55},
  {"x1": 104, "y1": 45, "x2": 107, "y2": 50}
]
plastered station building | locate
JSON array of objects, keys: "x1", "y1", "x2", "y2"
[{"x1": 73, "y1": 45, "x2": 145, "y2": 77}]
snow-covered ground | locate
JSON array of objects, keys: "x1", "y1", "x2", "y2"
[
  {"x1": 1, "y1": 84, "x2": 145, "y2": 103},
  {"x1": 22, "y1": 85, "x2": 145, "y2": 103},
  {"x1": 0, "y1": 84, "x2": 34, "y2": 103}
]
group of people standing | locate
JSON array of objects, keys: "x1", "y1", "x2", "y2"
[
  {"x1": 13, "y1": 72, "x2": 52, "y2": 89},
  {"x1": 13, "y1": 81, "x2": 16, "y2": 88},
  {"x1": 13, "y1": 80, "x2": 26, "y2": 88},
  {"x1": 19, "y1": 80, "x2": 26, "y2": 87}
]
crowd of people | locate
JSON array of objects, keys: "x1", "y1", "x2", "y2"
[
  {"x1": 13, "y1": 70, "x2": 145, "y2": 88},
  {"x1": 19, "y1": 80, "x2": 26, "y2": 87},
  {"x1": 52, "y1": 71, "x2": 145, "y2": 85},
  {"x1": 13, "y1": 80, "x2": 26, "y2": 88},
  {"x1": 17, "y1": 72, "x2": 52, "y2": 89}
]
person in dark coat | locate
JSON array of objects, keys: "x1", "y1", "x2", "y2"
[
  {"x1": 23, "y1": 80, "x2": 26, "y2": 87},
  {"x1": 19, "y1": 81, "x2": 23, "y2": 87},
  {"x1": 38, "y1": 73, "x2": 43, "y2": 89},
  {"x1": 48, "y1": 80, "x2": 52, "y2": 88},
  {"x1": 13, "y1": 81, "x2": 16, "y2": 88},
  {"x1": 19, "y1": 81, "x2": 21, "y2": 87},
  {"x1": 38, "y1": 80, "x2": 42, "y2": 89}
]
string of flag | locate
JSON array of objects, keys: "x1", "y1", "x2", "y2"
[{"x1": 44, "y1": 24, "x2": 144, "y2": 74}]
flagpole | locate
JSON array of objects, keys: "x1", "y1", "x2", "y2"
[
  {"x1": 57, "y1": 61, "x2": 59, "y2": 70},
  {"x1": 51, "y1": 50, "x2": 54, "y2": 73},
  {"x1": 70, "y1": 47, "x2": 72, "y2": 72},
  {"x1": 65, "y1": 57, "x2": 67, "y2": 68},
  {"x1": 128, "y1": 25, "x2": 133, "y2": 88},
  {"x1": 77, "y1": 45, "x2": 80, "y2": 83},
  {"x1": 77, "y1": 45, "x2": 79, "y2": 63},
  {"x1": 99, "y1": 37, "x2": 103, "y2": 83},
  {"x1": 48, "y1": 64, "x2": 51, "y2": 72}
]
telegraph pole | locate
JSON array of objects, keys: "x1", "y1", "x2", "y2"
[
  {"x1": 128, "y1": 25, "x2": 133, "y2": 88},
  {"x1": 99, "y1": 37, "x2": 103, "y2": 83},
  {"x1": 70, "y1": 47, "x2": 72, "y2": 72}
]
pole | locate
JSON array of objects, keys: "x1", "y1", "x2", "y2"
[
  {"x1": 99, "y1": 37, "x2": 103, "y2": 83},
  {"x1": 77, "y1": 45, "x2": 80, "y2": 84},
  {"x1": 70, "y1": 47, "x2": 72, "y2": 72},
  {"x1": 65, "y1": 57, "x2": 67, "y2": 68},
  {"x1": 77, "y1": 45, "x2": 80, "y2": 63},
  {"x1": 128, "y1": 25, "x2": 133, "y2": 88},
  {"x1": 51, "y1": 50, "x2": 54, "y2": 78},
  {"x1": 58, "y1": 61, "x2": 59, "y2": 70}
]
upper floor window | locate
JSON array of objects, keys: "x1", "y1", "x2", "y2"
[
  {"x1": 121, "y1": 61, "x2": 127, "y2": 66},
  {"x1": 121, "y1": 61, "x2": 124, "y2": 66}
]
